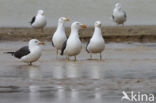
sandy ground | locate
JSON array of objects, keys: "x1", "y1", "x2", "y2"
[
  {"x1": 0, "y1": 41, "x2": 156, "y2": 103},
  {"x1": 0, "y1": 25, "x2": 156, "y2": 42}
]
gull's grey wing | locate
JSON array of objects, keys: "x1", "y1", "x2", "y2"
[
  {"x1": 14, "y1": 46, "x2": 30, "y2": 59},
  {"x1": 86, "y1": 39, "x2": 90, "y2": 53},
  {"x1": 30, "y1": 16, "x2": 36, "y2": 25},
  {"x1": 5, "y1": 46, "x2": 30, "y2": 59},
  {"x1": 51, "y1": 40, "x2": 54, "y2": 47},
  {"x1": 123, "y1": 11, "x2": 127, "y2": 18},
  {"x1": 60, "y1": 40, "x2": 67, "y2": 55},
  {"x1": 112, "y1": 15, "x2": 115, "y2": 20}
]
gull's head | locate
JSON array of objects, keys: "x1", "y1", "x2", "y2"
[
  {"x1": 94, "y1": 21, "x2": 102, "y2": 28},
  {"x1": 37, "y1": 10, "x2": 44, "y2": 16},
  {"x1": 71, "y1": 22, "x2": 87, "y2": 30},
  {"x1": 29, "y1": 39, "x2": 45, "y2": 47},
  {"x1": 115, "y1": 3, "x2": 121, "y2": 9},
  {"x1": 58, "y1": 17, "x2": 70, "y2": 23}
]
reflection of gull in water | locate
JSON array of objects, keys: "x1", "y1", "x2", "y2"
[
  {"x1": 70, "y1": 89, "x2": 79, "y2": 102},
  {"x1": 29, "y1": 85, "x2": 40, "y2": 93},
  {"x1": 56, "y1": 85, "x2": 66, "y2": 100},
  {"x1": 29, "y1": 85, "x2": 41, "y2": 103},
  {"x1": 66, "y1": 63, "x2": 79, "y2": 78},
  {"x1": 80, "y1": 63, "x2": 102, "y2": 79},
  {"x1": 17, "y1": 65, "x2": 42, "y2": 91},
  {"x1": 94, "y1": 88, "x2": 101, "y2": 99},
  {"x1": 16, "y1": 65, "x2": 42, "y2": 79},
  {"x1": 52, "y1": 63, "x2": 65, "y2": 79},
  {"x1": 88, "y1": 64, "x2": 101, "y2": 79},
  {"x1": 28, "y1": 65, "x2": 42, "y2": 102},
  {"x1": 28, "y1": 65, "x2": 42, "y2": 80}
]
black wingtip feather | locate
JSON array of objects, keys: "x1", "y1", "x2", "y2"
[
  {"x1": 60, "y1": 40, "x2": 67, "y2": 55},
  {"x1": 60, "y1": 51, "x2": 63, "y2": 55},
  {"x1": 86, "y1": 40, "x2": 90, "y2": 53},
  {"x1": 30, "y1": 16, "x2": 36, "y2": 25},
  {"x1": 112, "y1": 15, "x2": 114, "y2": 20},
  {"x1": 51, "y1": 40, "x2": 54, "y2": 47}
]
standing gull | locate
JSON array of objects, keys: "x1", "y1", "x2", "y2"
[
  {"x1": 52, "y1": 17, "x2": 70, "y2": 56},
  {"x1": 30, "y1": 10, "x2": 47, "y2": 31},
  {"x1": 60, "y1": 22, "x2": 87, "y2": 61},
  {"x1": 5, "y1": 39, "x2": 45, "y2": 65},
  {"x1": 112, "y1": 3, "x2": 127, "y2": 25},
  {"x1": 86, "y1": 21, "x2": 105, "y2": 60}
]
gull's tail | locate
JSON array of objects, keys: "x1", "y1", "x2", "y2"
[{"x1": 3, "y1": 52, "x2": 15, "y2": 56}]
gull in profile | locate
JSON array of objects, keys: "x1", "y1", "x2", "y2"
[
  {"x1": 5, "y1": 39, "x2": 44, "y2": 65},
  {"x1": 52, "y1": 17, "x2": 70, "y2": 56},
  {"x1": 30, "y1": 10, "x2": 47, "y2": 32}
]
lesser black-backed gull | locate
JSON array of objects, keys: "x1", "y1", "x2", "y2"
[
  {"x1": 60, "y1": 22, "x2": 87, "y2": 61},
  {"x1": 52, "y1": 17, "x2": 70, "y2": 56},
  {"x1": 30, "y1": 10, "x2": 47, "y2": 31},
  {"x1": 5, "y1": 39, "x2": 44, "y2": 65}
]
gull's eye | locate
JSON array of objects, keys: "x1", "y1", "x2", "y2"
[
  {"x1": 35, "y1": 41, "x2": 38, "y2": 43},
  {"x1": 61, "y1": 18, "x2": 64, "y2": 20}
]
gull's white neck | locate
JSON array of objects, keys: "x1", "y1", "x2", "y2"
[
  {"x1": 36, "y1": 14, "x2": 45, "y2": 20},
  {"x1": 37, "y1": 14, "x2": 42, "y2": 17},
  {"x1": 29, "y1": 44, "x2": 39, "y2": 51},
  {"x1": 93, "y1": 26, "x2": 102, "y2": 38},
  {"x1": 56, "y1": 22, "x2": 65, "y2": 32},
  {"x1": 70, "y1": 27, "x2": 79, "y2": 38}
]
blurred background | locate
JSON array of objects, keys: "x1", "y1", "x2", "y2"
[{"x1": 0, "y1": 0, "x2": 155, "y2": 27}]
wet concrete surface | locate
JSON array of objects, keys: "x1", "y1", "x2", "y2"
[{"x1": 0, "y1": 41, "x2": 156, "y2": 103}]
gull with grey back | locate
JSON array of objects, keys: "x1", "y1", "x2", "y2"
[
  {"x1": 4, "y1": 39, "x2": 45, "y2": 65},
  {"x1": 30, "y1": 10, "x2": 47, "y2": 31}
]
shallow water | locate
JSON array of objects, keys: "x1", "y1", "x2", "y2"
[
  {"x1": 0, "y1": 42, "x2": 156, "y2": 103},
  {"x1": 0, "y1": 0, "x2": 156, "y2": 27}
]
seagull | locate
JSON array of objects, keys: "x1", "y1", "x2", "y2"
[
  {"x1": 60, "y1": 22, "x2": 87, "y2": 61},
  {"x1": 86, "y1": 21, "x2": 105, "y2": 60},
  {"x1": 112, "y1": 3, "x2": 127, "y2": 25},
  {"x1": 52, "y1": 17, "x2": 70, "y2": 56},
  {"x1": 30, "y1": 10, "x2": 47, "y2": 32},
  {"x1": 4, "y1": 39, "x2": 45, "y2": 65}
]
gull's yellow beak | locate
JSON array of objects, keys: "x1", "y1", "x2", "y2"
[
  {"x1": 80, "y1": 24, "x2": 87, "y2": 28},
  {"x1": 64, "y1": 18, "x2": 70, "y2": 21},
  {"x1": 98, "y1": 24, "x2": 102, "y2": 27},
  {"x1": 39, "y1": 41, "x2": 45, "y2": 45}
]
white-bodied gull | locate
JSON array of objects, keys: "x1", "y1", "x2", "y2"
[
  {"x1": 112, "y1": 3, "x2": 127, "y2": 25},
  {"x1": 86, "y1": 21, "x2": 105, "y2": 60},
  {"x1": 60, "y1": 22, "x2": 87, "y2": 61},
  {"x1": 5, "y1": 39, "x2": 45, "y2": 65},
  {"x1": 52, "y1": 17, "x2": 70, "y2": 55},
  {"x1": 30, "y1": 10, "x2": 47, "y2": 31}
]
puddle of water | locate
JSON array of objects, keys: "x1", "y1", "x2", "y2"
[{"x1": 0, "y1": 42, "x2": 156, "y2": 103}]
